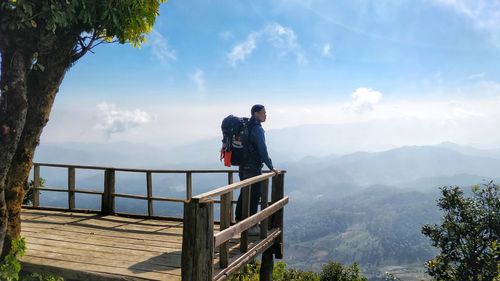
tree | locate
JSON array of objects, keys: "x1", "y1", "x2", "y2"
[
  {"x1": 319, "y1": 262, "x2": 367, "y2": 281},
  {"x1": 422, "y1": 182, "x2": 500, "y2": 280},
  {"x1": 0, "y1": 0, "x2": 166, "y2": 259}
]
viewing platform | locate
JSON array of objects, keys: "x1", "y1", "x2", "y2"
[{"x1": 20, "y1": 163, "x2": 288, "y2": 281}]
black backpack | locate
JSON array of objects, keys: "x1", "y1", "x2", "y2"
[{"x1": 220, "y1": 115, "x2": 254, "y2": 167}]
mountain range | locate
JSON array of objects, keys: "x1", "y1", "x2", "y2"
[{"x1": 34, "y1": 127, "x2": 500, "y2": 280}]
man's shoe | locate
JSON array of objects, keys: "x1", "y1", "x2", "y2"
[{"x1": 248, "y1": 225, "x2": 260, "y2": 236}]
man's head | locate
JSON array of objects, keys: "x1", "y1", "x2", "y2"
[{"x1": 251, "y1": 104, "x2": 267, "y2": 122}]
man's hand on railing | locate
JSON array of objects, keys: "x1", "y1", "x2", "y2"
[{"x1": 272, "y1": 168, "x2": 281, "y2": 175}]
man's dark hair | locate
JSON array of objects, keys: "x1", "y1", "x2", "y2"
[{"x1": 251, "y1": 104, "x2": 265, "y2": 116}]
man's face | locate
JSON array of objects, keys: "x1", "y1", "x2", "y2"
[{"x1": 255, "y1": 108, "x2": 267, "y2": 122}]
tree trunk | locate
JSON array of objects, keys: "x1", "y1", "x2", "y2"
[
  {"x1": 0, "y1": 50, "x2": 31, "y2": 259},
  {"x1": 2, "y1": 36, "x2": 76, "y2": 257}
]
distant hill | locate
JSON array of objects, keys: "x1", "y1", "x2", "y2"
[
  {"x1": 284, "y1": 187, "x2": 440, "y2": 279},
  {"x1": 436, "y1": 141, "x2": 500, "y2": 159},
  {"x1": 36, "y1": 124, "x2": 500, "y2": 168},
  {"x1": 332, "y1": 145, "x2": 500, "y2": 185},
  {"x1": 280, "y1": 145, "x2": 500, "y2": 202},
  {"x1": 399, "y1": 173, "x2": 500, "y2": 191}
]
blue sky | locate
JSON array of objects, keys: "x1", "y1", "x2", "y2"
[{"x1": 42, "y1": 0, "x2": 500, "y2": 151}]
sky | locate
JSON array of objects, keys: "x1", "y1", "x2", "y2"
[{"x1": 37, "y1": 0, "x2": 500, "y2": 152}]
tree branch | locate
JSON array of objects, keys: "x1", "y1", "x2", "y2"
[
  {"x1": 72, "y1": 29, "x2": 121, "y2": 63},
  {"x1": 72, "y1": 31, "x2": 99, "y2": 63}
]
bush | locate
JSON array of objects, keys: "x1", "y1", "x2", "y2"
[
  {"x1": 229, "y1": 260, "x2": 368, "y2": 281},
  {"x1": 319, "y1": 262, "x2": 367, "y2": 281},
  {"x1": 273, "y1": 261, "x2": 319, "y2": 281}
]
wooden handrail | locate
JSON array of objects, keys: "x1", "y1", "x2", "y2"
[
  {"x1": 33, "y1": 187, "x2": 68, "y2": 193},
  {"x1": 193, "y1": 173, "x2": 276, "y2": 201},
  {"x1": 34, "y1": 162, "x2": 238, "y2": 173},
  {"x1": 30, "y1": 163, "x2": 246, "y2": 216},
  {"x1": 214, "y1": 196, "x2": 288, "y2": 247}
]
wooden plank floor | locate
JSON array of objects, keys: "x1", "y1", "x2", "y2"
[
  {"x1": 20, "y1": 209, "x2": 194, "y2": 281},
  {"x1": 20, "y1": 209, "x2": 261, "y2": 281}
]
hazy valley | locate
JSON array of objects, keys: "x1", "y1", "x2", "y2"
[{"x1": 34, "y1": 127, "x2": 500, "y2": 280}]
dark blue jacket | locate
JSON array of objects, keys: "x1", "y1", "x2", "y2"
[{"x1": 245, "y1": 117, "x2": 274, "y2": 171}]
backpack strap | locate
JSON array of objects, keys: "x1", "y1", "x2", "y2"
[{"x1": 246, "y1": 120, "x2": 258, "y2": 155}]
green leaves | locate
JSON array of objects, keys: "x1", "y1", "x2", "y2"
[
  {"x1": 0, "y1": 237, "x2": 26, "y2": 281},
  {"x1": 1, "y1": 0, "x2": 167, "y2": 48},
  {"x1": 422, "y1": 182, "x2": 500, "y2": 280},
  {"x1": 228, "y1": 261, "x2": 369, "y2": 281},
  {"x1": 319, "y1": 262, "x2": 367, "y2": 281},
  {"x1": 0, "y1": 236, "x2": 63, "y2": 281}
]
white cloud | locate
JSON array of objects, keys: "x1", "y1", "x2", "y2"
[
  {"x1": 228, "y1": 33, "x2": 258, "y2": 67},
  {"x1": 264, "y1": 23, "x2": 299, "y2": 50},
  {"x1": 96, "y1": 102, "x2": 152, "y2": 139},
  {"x1": 227, "y1": 23, "x2": 305, "y2": 66},
  {"x1": 349, "y1": 87, "x2": 383, "y2": 111},
  {"x1": 148, "y1": 30, "x2": 177, "y2": 63},
  {"x1": 322, "y1": 43, "x2": 332, "y2": 57},
  {"x1": 190, "y1": 68, "x2": 206, "y2": 93}
]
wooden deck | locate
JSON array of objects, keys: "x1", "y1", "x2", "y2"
[
  {"x1": 20, "y1": 209, "x2": 255, "y2": 281},
  {"x1": 21, "y1": 209, "x2": 184, "y2": 280},
  {"x1": 20, "y1": 163, "x2": 288, "y2": 281}
]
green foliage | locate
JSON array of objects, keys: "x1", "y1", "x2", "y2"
[
  {"x1": 23, "y1": 178, "x2": 44, "y2": 205},
  {"x1": 229, "y1": 262, "x2": 260, "y2": 281},
  {"x1": 0, "y1": 236, "x2": 63, "y2": 281},
  {"x1": 229, "y1": 260, "x2": 367, "y2": 281},
  {"x1": 319, "y1": 262, "x2": 367, "y2": 281},
  {"x1": 0, "y1": 237, "x2": 26, "y2": 281},
  {"x1": 273, "y1": 261, "x2": 319, "y2": 281},
  {"x1": 422, "y1": 182, "x2": 500, "y2": 280},
  {"x1": 19, "y1": 272, "x2": 64, "y2": 281},
  {"x1": 0, "y1": 0, "x2": 166, "y2": 47}
]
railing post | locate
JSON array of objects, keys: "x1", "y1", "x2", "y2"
[
  {"x1": 260, "y1": 247, "x2": 274, "y2": 281},
  {"x1": 182, "y1": 198, "x2": 214, "y2": 281},
  {"x1": 228, "y1": 172, "x2": 234, "y2": 224},
  {"x1": 260, "y1": 178, "x2": 272, "y2": 281},
  {"x1": 240, "y1": 185, "x2": 250, "y2": 253},
  {"x1": 186, "y1": 172, "x2": 192, "y2": 200},
  {"x1": 260, "y1": 179, "x2": 270, "y2": 238},
  {"x1": 271, "y1": 173, "x2": 285, "y2": 258},
  {"x1": 102, "y1": 169, "x2": 115, "y2": 215},
  {"x1": 219, "y1": 191, "x2": 232, "y2": 268},
  {"x1": 147, "y1": 172, "x2": 153, "y2": 217},
  {"x1": 33, "y1": 164, "x2": 40, "y2": 208},
  {"x1": 68, "y1": 167, "x2": 76, "y2": 210},
  {"x1": 219, "y1": 171, "x2": 235, "y2": 268}
]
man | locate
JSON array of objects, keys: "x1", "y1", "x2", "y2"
[{"x1": 235, "y1": 104, "x2": 279, "y2": 235}]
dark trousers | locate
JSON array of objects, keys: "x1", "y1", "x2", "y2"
[{"x1": 235, "y1": 168, "x2": 262, "y2": 221}]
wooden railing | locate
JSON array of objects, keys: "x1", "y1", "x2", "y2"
[
  {"x1": 27, "y1": 162, "x2": 239, "y2": 218},
  {"x1": 26, "y1": 163, "x2": 288, "y2": 281},
  {"x1": 182, "y1": 172, "x2": 288, "y2": 281}
]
